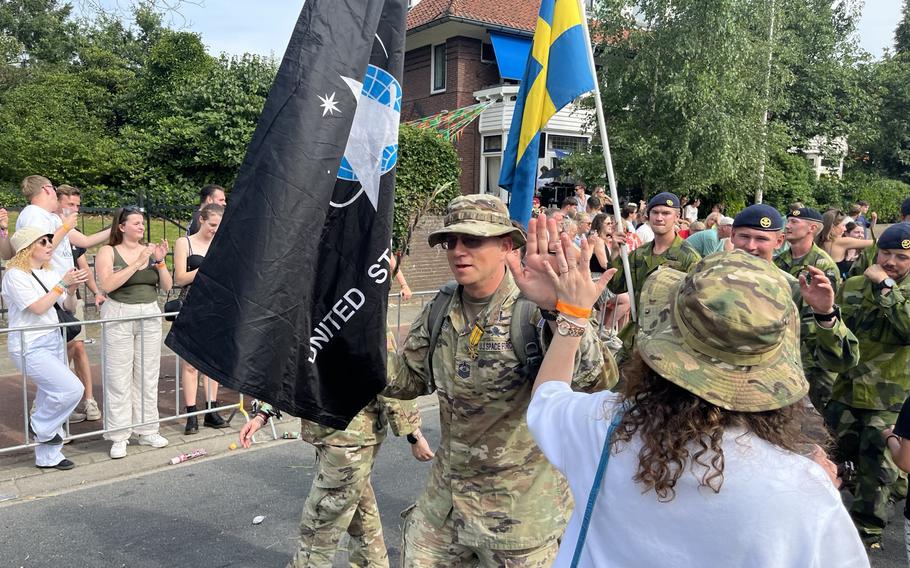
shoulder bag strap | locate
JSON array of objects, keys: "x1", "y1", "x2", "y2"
[
  {"x1": 570, "y1": 405, "x2": 626, "y2": 568},
  {"x1": 31, "y1": 271, "x2": 50, "y2": 293}
]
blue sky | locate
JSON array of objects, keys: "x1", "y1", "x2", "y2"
[{"x1": 91, "y1": 1, "x2": 905, "y2": 61}]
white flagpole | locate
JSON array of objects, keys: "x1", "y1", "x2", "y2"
[{"x1": 577, "y1": 0, "x2": 637, "y2": 321}]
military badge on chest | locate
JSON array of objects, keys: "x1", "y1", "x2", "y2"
[{"x1": 457, "y1": 359, "x2": 471, "y2": 379}]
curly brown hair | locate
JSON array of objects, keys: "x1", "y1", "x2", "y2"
[{"x1": 612, "y1": 353, "x2": 829, "y2": 502}]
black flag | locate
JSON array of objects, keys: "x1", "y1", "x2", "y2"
[{"x1": 165, "y1": 0, "x2": 406, "y2": 429}]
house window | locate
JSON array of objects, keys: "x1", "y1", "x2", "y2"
[
  {"x1": 483, "y1": 135, "x2": 502, "y2": 153},
  {"x1": 431, "y1": 43, "x2": 446, "y2": 93},
  {"x1": 548, "y1": 135, "x2": 587, "y2": 154},
  {"x1": 408, "y1": 0, "x2": 421, "y2": 7},
  {"x1": 481, "y1": 42, "x2": 496, "y2": 63}
]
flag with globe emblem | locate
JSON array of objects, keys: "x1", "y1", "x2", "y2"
[{"x1": 166, "y1": 0, "x2": 406, "y2": 429}]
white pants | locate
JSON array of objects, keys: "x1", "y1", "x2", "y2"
[
  {"x1": 101, "y1": 299, "x2": 162, "y2": 442},
  {"x1": 10, "y1": 331, "x2": 83, "y2": 466}
]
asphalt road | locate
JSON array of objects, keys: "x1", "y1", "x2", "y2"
[{"x1": 2, "y1": 407, "x2": 907, "y2": 568}]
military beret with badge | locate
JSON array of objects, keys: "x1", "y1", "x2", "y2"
[
  {"x1": 786, "y1": 207, "x2": 824, "y2": 224},
  {"x1": 732, "y1": 204, "x2": 783, "y2": 232},
  {"x1": 647, "y1": 192, "x2": 680, "y2": 210},
  {"x1": 877, "y1": 222, "x2": 910, "y2": 252}
]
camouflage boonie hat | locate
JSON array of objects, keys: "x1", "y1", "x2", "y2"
[
  {"x1": 428, "y1": 194, "x2": 527, "y2": 247},
  {"x1": 636, "y1": 250, "x2": 807, "y2": 412}
]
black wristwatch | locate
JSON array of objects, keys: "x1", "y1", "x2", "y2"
[
  {"x1": 875, "y1": 278, "x2": 897, "y2": 292},
  {"x1": 406, "y1": 433, "x2": 419, "y2": 445},
  {"x1": 813, "y1": 304, "x2": 840, "y2": 323}
]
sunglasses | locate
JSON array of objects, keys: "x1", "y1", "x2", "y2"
[
  {"x1": 119, "y1": 205, "x2": 144, "y2": 222},
  {"x1": 37, "y1": 236, "x2": 53, "y2": 247},
  {"x1": 441, "y1": 235, "x2": 492, "y2": 250}
]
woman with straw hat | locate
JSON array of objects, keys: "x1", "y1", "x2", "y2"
[
  {"x1": 508, "y1": 214, "x2": 868, "y2": 567},
  {"x1": 1, "y1": 226, "x2": 90, "y2": 470}
]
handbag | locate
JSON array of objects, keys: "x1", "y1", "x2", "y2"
[
  {"x1": 569, "y1": 405, "x2": 627, "y2": 568},
  {"x1": 31, "y1": 272, "x2": 82, "y2": 342},
  {"x1": 163, "y1": 289, "x2": 183, "y2": 322}
]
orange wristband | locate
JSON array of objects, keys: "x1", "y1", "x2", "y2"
[{"x1": 556, "y1": 300, "x2": 592, "y2": 319}]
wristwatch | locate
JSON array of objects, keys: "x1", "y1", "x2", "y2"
[
  {"x1": 875, "y1": 278, "x2": 897, "y2": 291},
  {"x1": 539, "y1": 309, "x2": 558, "y2": 322},
  {"x1": 556, "y1": 314, "x2": 586, "y2": 337},
  {"x1": 813, "y1": 305, "x2": 840, "y2": 323}
]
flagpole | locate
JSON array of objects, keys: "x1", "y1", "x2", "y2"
[{"x1": 577, "y1": 0, "x2": 637, "y2": 321}]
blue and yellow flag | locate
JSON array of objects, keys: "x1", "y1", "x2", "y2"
[{"x1": 498, "y1": 0, "x2": 595, "y2": 226}]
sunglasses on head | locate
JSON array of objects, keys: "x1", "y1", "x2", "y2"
[
  {"x1": 441, "y1": 234, "x2": 491, "y2": 250},
  {"x1": 119, "y1": 205, "x2": 144, "y2": 221}
]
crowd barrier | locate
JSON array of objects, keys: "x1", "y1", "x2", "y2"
[{"x1": 0, "y1": 290, "x2": 439, "y2": 456}]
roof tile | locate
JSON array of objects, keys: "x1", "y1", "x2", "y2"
[{"x1": 407, "y1": 0, "x2": 538, "y2": 33}]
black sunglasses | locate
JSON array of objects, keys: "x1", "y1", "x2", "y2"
[
  {"x1": 36, "y1": 235, "x2": 54, "y2": 247},
  {"x1": 119, "y1": 205, "x2": 144, "y2": 222},
  {"x1": 441, "y1": 235, "x2": 493, "y2": 250}
]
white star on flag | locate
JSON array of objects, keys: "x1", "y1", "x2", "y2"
[{"x1": 318, "y1": 92, "x2": 340, "y2": 117}]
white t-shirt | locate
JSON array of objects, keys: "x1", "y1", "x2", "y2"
[
  {"x1": 527, "y1": 382, "x2": 869, "y2": 568},
  {"x1": 635, "y1": 222, "x2": 655, "y2": 244},
  {"x1": 2, "y1": 267, "x2": 67, "y2": 352},
  {"x1": 683, "y1": 204, "x2": 699, "y2": 223},
  {"x1": 16, "y1": 205, "x2": 73, "y2": 276}
]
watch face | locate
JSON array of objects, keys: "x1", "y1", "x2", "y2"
[{"x1": 884, "y1": 278, "x2": 897, "y2": 288}]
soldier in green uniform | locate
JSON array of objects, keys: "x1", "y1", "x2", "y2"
[
  {"x1": 826, "y1": 223, "x2": 910, "y2": 547},
  {"x1": 240, "y1": 396, "x2": 430, "y2": 567},
  {"x1": 774, "y1": 207, "x2": 844, "y2": 408},
  {"x1": 849, "y1": 197, "x2": 910, "y2": 278},
  {"x1": 607, "y1": 192, "x2": 700, "y2": 359},
  {"x1": 385, "y1": 195, "x2": 613, "y2": 567},
  {"x1": 730, "y1": 205, "x2": 859, "y2": 410}
]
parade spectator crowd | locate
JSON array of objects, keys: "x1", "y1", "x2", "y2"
[{"x1": 6, "y1": 171, "x2": 910, "y2": 567}]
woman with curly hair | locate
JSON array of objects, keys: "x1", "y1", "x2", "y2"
[{"x1": 510, "y1": 215, "x2": 867, "y2": 567}]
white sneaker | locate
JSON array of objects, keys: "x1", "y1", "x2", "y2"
[
  {"x1": 68, "y1": 410, "x2": 87, "y2": 423},
  {"x1": 82, "y1": 399, "x2": 102, "y2": 421},
  {"x1": 138, "y1": 433, "x2": 169, "y2": 448},
  {"x1": 110, "y1": 440, "x2": 128, "y2": 459}
]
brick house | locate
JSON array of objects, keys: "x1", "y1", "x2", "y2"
[{"x1": 395, "y1": 0, "x2": 596, "y2": 293}]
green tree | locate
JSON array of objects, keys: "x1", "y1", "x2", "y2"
[
  {"x1": 0, "y1": 0, "x2": 77, "y2": 65},
  {"x1": 897, "y1": 0, "x2": 910, "y2": 55}
]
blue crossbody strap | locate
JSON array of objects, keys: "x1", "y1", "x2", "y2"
[{"x1": 569, "y1": 405, "x2": 626, "y2": 568}]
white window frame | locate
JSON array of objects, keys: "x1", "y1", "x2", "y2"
[{"x1": 431, "y1": 43, "x2": 447, "y2": 94}]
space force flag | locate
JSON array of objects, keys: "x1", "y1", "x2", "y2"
[
  {"x1": 498, "y1": 0, "x2": 596, "y2": 227},
  {"x1": 165, "y1": 0, "x2": 406, "y2": 429}
]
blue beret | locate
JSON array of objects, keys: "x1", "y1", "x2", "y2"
[
  {"x1": 647, "y1": 192, "x2": 680, "y2": 210},
  {"x1": 732, "y1": 204, "x2": 783, "y2": 231},
  {"x1": 786, "y1": 207, "x2": 823, "y2": 223},
  {"x1": 901, "y1": 197, "x2": 910, "y2": 217},
  {"x1": 878, "y1": 222, "x2": 910, "y2": 251}
]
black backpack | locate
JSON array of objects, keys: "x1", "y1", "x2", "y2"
[{"x1": 424, "y1": 281, "x2": 543, "y2": 389}]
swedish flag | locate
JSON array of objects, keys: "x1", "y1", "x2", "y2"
[{"x1": 499, "y1": 0, "x2": 595, "y2": 226}]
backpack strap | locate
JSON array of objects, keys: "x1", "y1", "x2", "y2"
[
  {"x1": 424, "y1": 280, "x2": 459, "y2": 391},
  {"x1": 511, "y1": 297, "x2": 543, "y2": 381}
]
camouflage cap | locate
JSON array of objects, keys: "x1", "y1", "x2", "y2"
[
  {"x1": 428, "y1": 194, "x2": 527, "y2": 247},
  {"x1": 636, "y1": 250, "x2": 807, "y2": 412}
]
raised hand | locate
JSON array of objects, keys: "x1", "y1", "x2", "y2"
[
  {"x1": 546, "y1": 225, "x2": 614, "y2": 312},
  {"x1": 799, "y1": 265, "x2": 835, "y2": 315},
  {"x1": 505, "y1": 213, "x2": 562, "y2": 310}
]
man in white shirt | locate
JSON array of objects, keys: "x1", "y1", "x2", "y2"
[
  {"x1": 573, "y1": 183, "x2": 588, "y2": 214},
  {"x1": 635, "y1": 215, "x2": 655, "y2": 244},
  {"x1": 16, "y1": 176, "x2": 111, "y2": 423},
  {"x1": 16, "y1": 176, "x2": 111, "y2": 277}
]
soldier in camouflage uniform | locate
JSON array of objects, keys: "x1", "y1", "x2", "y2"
[
  {"x1": 240, "y1": 396, "x2": 429, "y2": 568},
  {"x1": 826, "y1": 223, "x2": 910, "y2": 547},
  {"x1": 385, "y1": 195, "x2": 613, "y2": 567},
  {"x1": 848, "y1": 197, "x2": 910, "y2": 278},
  {"x1": 731, "y1": 205, "x2": 859, "y2": 410},
  {"x1": 607, "y1": 192, "x2": 700, "y2": 359},
  {"x1": 774, "y1": 207, "x2": 844, "y2": 409}
]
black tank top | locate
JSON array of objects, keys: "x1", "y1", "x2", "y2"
[{"x1": 185, "y1": 236, "x2": 205, "y2": 272}]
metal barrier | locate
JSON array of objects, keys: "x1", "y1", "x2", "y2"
[{"x1": 1, "y1": 290, "x2": 441, "y2": 456}]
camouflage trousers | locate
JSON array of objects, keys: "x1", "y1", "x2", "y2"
[
  {"x1": 826, "y1": 401, "x2": 900, "y2": 544},
  {"x1": 289, "y1": 443, "x2": 388, "y2": 568},
  {"x1": 399, "y1": 504, "x2": 558, "y2": 568}
]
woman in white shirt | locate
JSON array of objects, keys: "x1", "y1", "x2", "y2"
[
  {"x1": 2, "y1": 226, "x2": 89, "y2": 470},
  {"x1": 509, "y1": 216, "x2": 868, "y2": 567}
]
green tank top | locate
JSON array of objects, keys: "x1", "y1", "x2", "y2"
[{"x1": 108, "y1": 247, "x2": 160, "y2": 304}]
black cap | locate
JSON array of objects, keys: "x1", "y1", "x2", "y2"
[
  {"x1": 901, "y1": 197, "x2": 910, "y2": 217},
  {"x1": 647, "y1": 192, "x2": 680, "y2": 210},
  {"x1": 786, "y1": 207, "x2": 823, "y2": 223},
  {"x1": 878, "y1": 222, "x2": 910, "y2": 251},
  {"x1": 733, "y1": 204, "x2": 783, "y2": 231}
]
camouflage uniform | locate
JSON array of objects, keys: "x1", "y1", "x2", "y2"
[
  {"x1": 774, "y1": 244, "x2": 845, "y2": 409},
  {"x1": 827, "y1": 273, "x2": 910, "y2": 544},
  {"x1": 386, "y1": 273, "x2": 611, "y2": 563},
  {"x1": 289, "y1": 396, "x2": 420, "y2": 568},
  {"x1": 607, "y1": 234, "x2": 701, "y2": 359},
  {"x1": 847, "y1": 244, "x2": 877, "y2": 279}
]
